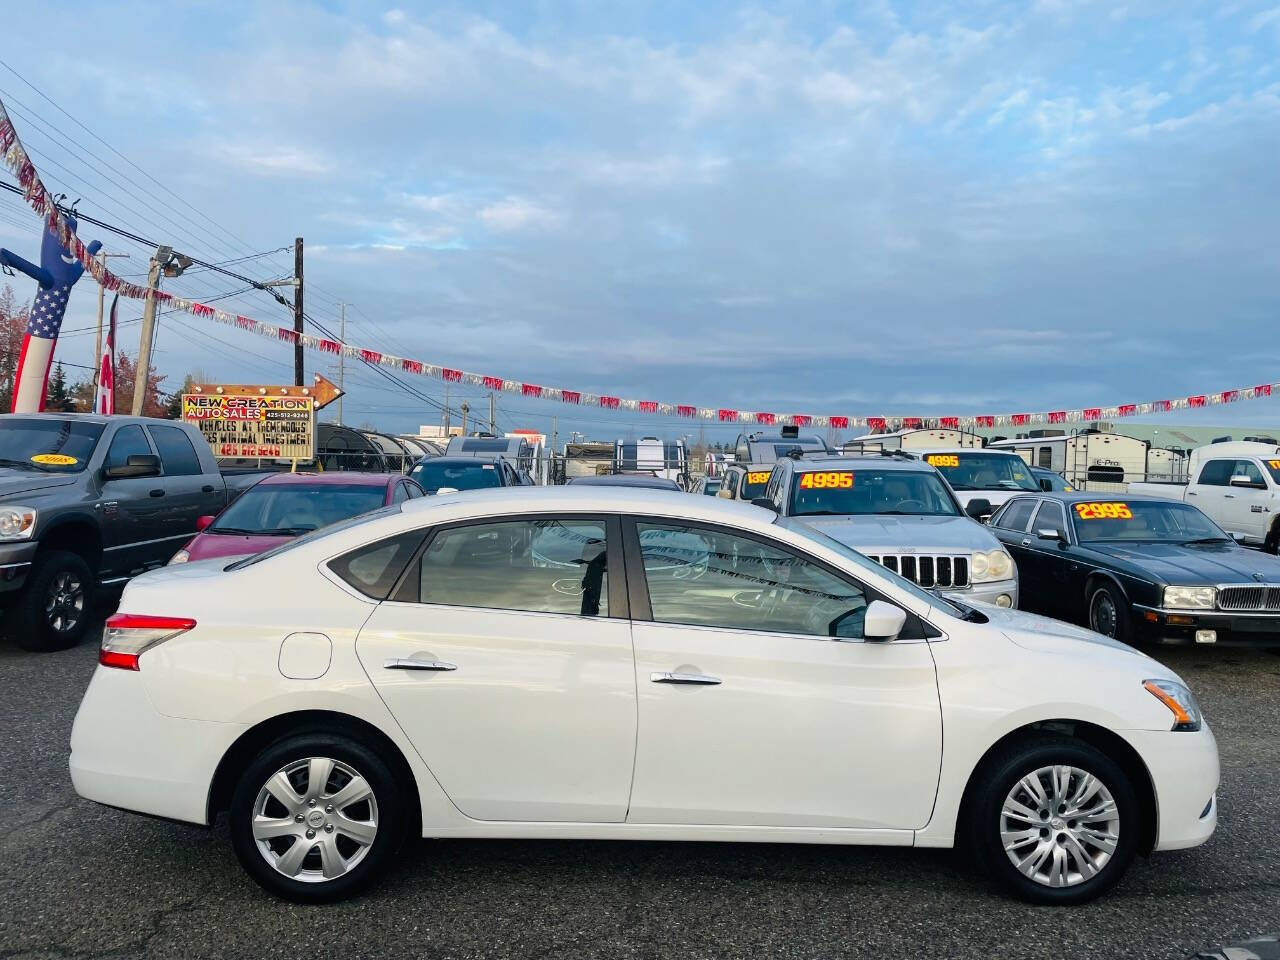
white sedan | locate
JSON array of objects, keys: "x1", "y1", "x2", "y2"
[{"x1": 70, "y1": 487, "x2": 1218, "y2": 905}]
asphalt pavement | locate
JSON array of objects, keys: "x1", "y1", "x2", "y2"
[{"x1": 2, "y1": 620, "x2": 1279, "y2": 960}]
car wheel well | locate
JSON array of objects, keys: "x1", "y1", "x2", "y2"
[
  {"x1": 38, "y1": 521, "x2": 102, "y2": 570},
  {"x1": 1084, "y1": 572, "x2": 1125, "y2": 604},
  {"x1": 207, "y1": 711, "x2": 421, "y2": 837},
  {"x1": 958, "y1": 720, "x2": 1157, "y2": 855}
]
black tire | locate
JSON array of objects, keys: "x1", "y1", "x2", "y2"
[
  {"x1": 1264, "y1": 521, "x2": 1279, "y2": 555},
  {"x1": 229, "y1": 732, "x2": 406, "y2": 903},
  {"x1": 1087, "y1": 580, "x2": 1132, "y2": 644},
  {"x1": 11, "y1": 549, "x2": 93, "y2": 652},
  {"x1": 967, "y1": 734, "x2": 1139, "y2": 905}
]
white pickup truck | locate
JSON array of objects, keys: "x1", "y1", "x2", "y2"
[{"x1": 1129, "y1": 442, "x2": 1280, "y2": 553}]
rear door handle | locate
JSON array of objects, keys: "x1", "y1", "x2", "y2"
[
  {"x1": 384, "y1": 657, "x2": 457, "y2": 671},
  {"x1": 651, "y1": 671, "x2": 721, "y2": 685},
  {"x1": 1224, "y1": 494, "x2": 1235, "y2": 499},
  {"x1": 149, "y1": 489, "x2": 165, "y2": 498},
  {"x1": 201, "y1": 484, "x2": 215, "y2": 493}
]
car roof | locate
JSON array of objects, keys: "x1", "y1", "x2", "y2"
[
  {"x1": 913, "y1": 447, "x2": 1019, "y2": 455},
  {"x1": 398, "y1": 485, "x2": 775, "y2": 521},
  {"x1": 784, "y1": 455, "x2": 930, "y2": 472},
  {"x1": 1009, "y1": 491, "x2": 1177, "y2": 504},
  {"x1": 414, "y1": 455, "x2": 505, "y2": 466},
  {"x1": 256, "y1": 471, "x2": 400, "y2": 487},
  {"x1": 569, "y1": 474, "x2": 681, "y2": 489}
]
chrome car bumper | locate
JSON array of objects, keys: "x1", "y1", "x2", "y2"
[{"x1": 947, "y1": 579, "x2": 1018, "y2": 608}]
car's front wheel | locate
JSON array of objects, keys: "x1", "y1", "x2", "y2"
[
  {"x1": 1087, "y1": 581, "x2": 1132, "y2": 644},
  {"x1": 12, "y1": 549, "x2": 92, "y2": 652},
  {"x1": 968, "y1": 735, "x2": 1139, "y2": 905},
  {"x1": 229, "y1": 733, "x2": 406, "y2": 902}
]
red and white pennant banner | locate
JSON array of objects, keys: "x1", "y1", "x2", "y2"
[{"x1": 3, "y1": 96, "x2": 1276, "y2": 431}]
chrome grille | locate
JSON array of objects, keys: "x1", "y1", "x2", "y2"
[
  {"x1": 868, "y1": 554, "x2": 969, "y2": 589},
  {"x1": 1217, "y1": 585, "x2": 1280, "y2": 612}
]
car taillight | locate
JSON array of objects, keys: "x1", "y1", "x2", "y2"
[{"x1": 100, "y1": 614, "x2": 197, "y2": 670}]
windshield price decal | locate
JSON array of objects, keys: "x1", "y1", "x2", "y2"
[
  {"x1": 799, "y1": 471, "x2": 853, "y2": 489},
  {"x1": 1269, "y1": 460, "x2": 1280, "y2": 470},
  {"x1": 926, "y1": 455, "x2": 959, "y2": 467},
  {"x1": 1074, "y1": 502, "x2": 1133, "y2": 520},
  {"x1": 31, "y1": 453, "x2": 78, "y2": 466},
  {"x1": 746, "y1": 471, "x2": 772, "y2": 484}
]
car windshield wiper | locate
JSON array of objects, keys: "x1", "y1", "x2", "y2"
[
  {"x1": 0, "y1": 457, "x2": 44, "y2": 471},
  {"x1": 794, "y1": 510, "x2": 845, "y2": 516},
  {"x1": 256, "y1": 527, "x2": 315, "y2": 536},
  {"x1": 207, "y1": 526, "x2": 259, "y2": 535},
  {"x1": 1183, "y1": 536, "x2": 1230, "y2": 545}
]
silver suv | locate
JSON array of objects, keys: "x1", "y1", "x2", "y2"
[{"x1": 762, "y1": 454, "x2": 1018, "y2": 607}]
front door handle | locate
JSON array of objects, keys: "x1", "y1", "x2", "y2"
[
  {"x1": 384, "y1": 657, "x2": 457, "y2": 671},
  {"x1": 149, "y1": 489, "x2": 165, "y2": 498},
  {"x1": 1021, "y1": 538, "x2": 1032, "y2": 547},
  {"x1": 202, "y1": 484, "x2": 215, "y2": 493},
  {"x1": 1224, "y1": 494, "x2": 1235, "y2": 499},
  {"x1": 651, "y1": 671, "x2": 721, "y2": 685}
]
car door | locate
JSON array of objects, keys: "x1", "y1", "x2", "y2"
[
  {"x1": 988, "y1": 498, "x2": 1040, "y2": 608},
  {"x1": 624, "y1": 518, "x2": 941, "y2": 830},
  {"x1": 355, "y1": 514, "x2": 637, "y2": 822},
  {"x1": 1186, "y1": 458, "x2": 1233, "y2": 532},
  {"x1": 1024, "y1": 499, "x2": 1073, "y2": 619},
  {"x1": 98, "y1": 424, "x2": 169, "y2": 578},
  {"x1": 1224, "y1": 459, "x2": 1271, "y2": 542},
  {"x1": 145, "y1": 423, "x2": 221, "y2": 560}
]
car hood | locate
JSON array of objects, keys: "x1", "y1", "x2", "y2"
[
  {"x1": 1080, "y1": 541, "x2": 1280, "y2": 586},
  {"x1": 182, "y1": 531, "x2": 294, "y2": 563},
  {"x1": 0, "y1": 468, "x2": 80, "y2": 501},
  {"x1": 794, "y1": 514, "x2": 999, "y2": 552},
  {"x1": 975, "y1": 604, "x2": 1170, "y2": 671}
]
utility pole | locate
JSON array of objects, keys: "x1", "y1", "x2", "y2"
[
  {"x1": 91, "y1": 250, "x2": 129, "y2": 391},
  {"x1": 293, "y1": 237, "x2": 304, "y2": 386},
  {"x1": 460, "y1": 402, "x2": 469, "y2": 434},
  {"x1": 336, "y1": 303, "x2": 345, "y2": 426},
  {"x1": 489, "y1": 392, "x2": 496, "y2": 434},
  {"x1": 552, "y1": 416, "x2": 558, "y2": 454},
  {"x1": 443, "y1": 384, "x2": 451, "y2": 434},
  {"x1": 131, "y1": 254, "x2": 164, "y2": 416}
]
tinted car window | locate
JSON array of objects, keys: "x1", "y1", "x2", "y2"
[
  {"x1": 148, "y1": 424, "x2": 202, "y2": 476},
  {"x1": 1235, "y1": 460, "x2": 1265, "y2": 485},
  {"x1": 329, "y1": 532, "x2": 425, "y2": 599},
  {"x1": 411, "y1": 460, "x2": 504, "y2": 494},
  {"x1": 1033, "y1": 500, "x2": 1067, "y2": 534},
  {"x1": 0, "y1": 417, "x2": 104, "y2": 473},
  {"x1": 994, "y1": 499, "x2": 1037, "y2": 532},
  {"x1": 391, "y1": 482, "x2": 410, "y2": 504},
  {"x1": 1197, "y1": 459, "x2": 1233, "y2": 486},
  {"x1": 413, "y1": 519, "x2": 609, "y2": 617},
  {"x1": 104, "y1": 424, "x2": 152, "y2": 471},
  {"x1": 636, "y1": 522, "x2": 868, "y2": 638}
]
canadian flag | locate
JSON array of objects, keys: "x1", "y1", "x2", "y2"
[{"x1": 93, "y1": 295, "x2": 117, "y2": 415}]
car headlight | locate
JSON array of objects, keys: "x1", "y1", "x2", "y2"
[
  {"x1": 168, "y1": 549, "x2": 190, "y2": 565},
  {"x1": 1163, "y1": 585, "x2": 1216, "y2": 610},
  {"x1": 971, "y1": 548, "x2": 1013, "y2": 582},
  {"x1": 1143, "y1": 679, "x2": 1203, "y2": 732},
  {"x1": 0, "y1": 505, "x2": 37, "y2": 541}
]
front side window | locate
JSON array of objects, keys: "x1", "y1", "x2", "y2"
[
  {"x1": 391, "y1": 483, "x2": 410, "y2": 504},
  {"x1": 1033, "y1": 500, "x2": 1067, "y2": 534},
  {"x1": 636, "y1": 522, "x2": 868, "y2": 638},
  {"x1": 148, "y1": 424, "x2": 202, "y2": 476},
  {"x1": 788, "y1": 468, "x2": 960, "y2": 517},
  {"x1": 104, "y1": 424, "x2": 152, "y2": 471},
  {"x1": 1234, "y1": 460, "x2": 1265, "y2": 486},
  {"x1": 994, "y1": 499, "x2": 1037, "y2": 532},
  {"x1": 927, "y1": 453, "x2": 1039, "y2": 492},
  {"x1": 412, "y1": 518, "x2": 610, "y2": 617}
]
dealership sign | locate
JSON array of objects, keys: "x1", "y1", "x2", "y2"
[{"x1": 181, "y1": 374, "x2": 343, "y2": 460}]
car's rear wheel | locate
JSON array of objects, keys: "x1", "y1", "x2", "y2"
[
  {"x1": 968, "y1": 735, "x2": 1138, "y2": 905},
  {"x1": 11, "y1": 550, "x2": 92, "y2": 652},
  {"x1": 1087, "y1": 581, "x2": 1132, "y2": 644},
  {"x1": 229, "y1": 733, "x2": 405, "y2": 903}
]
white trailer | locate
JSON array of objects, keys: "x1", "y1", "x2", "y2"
[
  {"x1": 988, "y1": 432, "x2": 1151, "y2": 492},
  {"x1": 842, "y1": 429, "x2": 984, "y2": 454},
  {"x1": 1145, "y1": 446, "x2": 1189, "y2": 483}
]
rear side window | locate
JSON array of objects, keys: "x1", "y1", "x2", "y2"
[
  {"x1": 328, "y1": 532, "x2": 425, "y2": 599},
  {"x1": 994, "y1": 499, "x2": 1036, "y2": 532},
  {"x1": 148, "y1": 424, "x2": 202, "y2": 476}
]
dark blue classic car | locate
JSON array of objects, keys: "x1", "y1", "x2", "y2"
[{"x1": 988, "y1": 492, "x2": 1280, "y2": 647}]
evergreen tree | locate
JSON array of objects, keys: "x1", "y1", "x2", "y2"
[{"x1": 45, "y1": 362, "x2": 75, "y2": 412}]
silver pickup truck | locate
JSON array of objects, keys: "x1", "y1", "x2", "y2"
[{"x1": 0, "y1": 413, "x2": 265, "y2": 651}]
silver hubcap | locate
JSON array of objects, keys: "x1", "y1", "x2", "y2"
[
  {"x1": 252, "y1": 757, "x2": 378, "y2": 883},
  {"x1": 1000, "y1": 765, "x2": 1120, "y2": 888},
  {"x1": 46, "y1": 572, "x2": 84, "y2": 633},
  {"x1": 1090, "y1": 592, "x2": 1117, "y2": 637}
]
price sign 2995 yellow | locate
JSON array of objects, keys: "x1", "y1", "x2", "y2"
[{"x1": 1074, "y1": 502, "x2": 1133, "y2": 520}]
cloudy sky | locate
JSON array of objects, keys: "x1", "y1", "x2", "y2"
[{"x1": 1, "y1": 0, "x2": 1279, "y2": 438}]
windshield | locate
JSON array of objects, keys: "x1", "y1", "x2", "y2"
[
  {"x1": 225, "y1": 504, "x2": 403, "y2": 570},
  {"x1": 778, "y1": 518, "x2": 964, "y2": 616},
  {"x1": 740, "y1": 469, "x2": 772, "y2": 499},
  {"x1": 210, "y1": 483, "x2": 388, "y2": 536},
  {"x1": 411, "y1": 460, "x2": 502, "y2": 493},
  {"x1": 1264, "y1": 458, "x2": 1280, "y2": 484},
  {"x1": 789, "y1": 468, "x2": 960, "y2": 517},
  {"x1": 0, "y1": 418, "x2": 104, "y2": 473},
  {"x1": 925, "y1": 452, "x2": 1039, "y2": 492},
  {"x1": 1070, "y1": 500, "x2": 1229, "y2": 543}
]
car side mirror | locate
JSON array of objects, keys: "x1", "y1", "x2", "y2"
[
  {"x1": 965, "y1": 498, "x2": 992, "y2": 520},
  {"x1": 751, "y1": 497, "x2": 779, "y2": 512},
  {"x1": 103, "y1": 454, "x2": 160, "y2": 480},
  {"x1": 862, "y1": 600, "x2": 908, "y2": 642},
  {"x1": 1229, "y1": 530, "x2": 1246, "y2": 543},
  {"x1": 1229, "y1": 475, "x2": 1265, "y2": 489},
  {"x1": 434, "y1": 487, "x2": 459, "y2": 495},
  {"x1": 1037, "y1": 527, "x2": 1067, "y2": 544},
  {"x1": 195, "y1": 515, "x2": 216, "y2": 532}
]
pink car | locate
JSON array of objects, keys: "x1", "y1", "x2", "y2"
[{"x1": 169, "y1": 472, "x2": 424, "y2": 565}]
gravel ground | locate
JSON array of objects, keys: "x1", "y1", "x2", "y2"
[{"x1": 1, "y1": 620, "x2": 1277, "y2": 960}]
